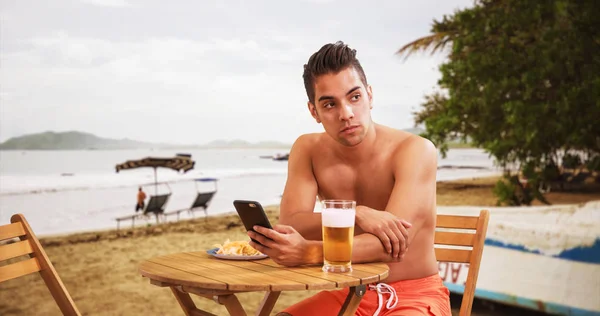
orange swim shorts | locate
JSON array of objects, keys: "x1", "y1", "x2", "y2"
[{"x1": 280, "y1": 273, "x2": 451, "y2": 316}]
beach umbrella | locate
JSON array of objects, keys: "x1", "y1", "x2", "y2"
[{"x1": 115, "y1": 154, "x2": 195, "y2": 194}]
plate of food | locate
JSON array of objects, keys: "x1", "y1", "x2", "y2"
[{"x1": 207, "y1": 239, "x2": 268, "y2": 260}]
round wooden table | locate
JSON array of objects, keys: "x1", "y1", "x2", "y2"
[{"x1": 139, "y1": 251, "x2": 389, "y2": 316}]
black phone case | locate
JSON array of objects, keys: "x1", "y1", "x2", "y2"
[{"x1": 233, "y1": 200, "x2": 273, "y2": 245}]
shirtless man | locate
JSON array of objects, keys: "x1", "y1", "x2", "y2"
[
  {"x1": 247, "y1": 41, "x2": 450, "y2": 315},
  {"x1": 136, "y1": 187, "x2": 146, "y2": 212}
]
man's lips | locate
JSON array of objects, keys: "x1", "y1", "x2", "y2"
[{"x1": 341, "y1": 125, "x2": 359, "y2": 133}]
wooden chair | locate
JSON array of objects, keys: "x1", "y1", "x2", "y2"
[
  {"x1": 0, "y1": 214, "x2": 81, "y2": 316},
  {"x1": 435, "y1": 210, "x2": 490, "y2": 316}
]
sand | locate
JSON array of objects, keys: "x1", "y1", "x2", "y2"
[{"x1": 1, "y1": 176, "x2": 599, "y2": 316}]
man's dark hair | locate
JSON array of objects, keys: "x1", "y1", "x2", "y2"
[{"x1": 302, "y1": 41, "x2": 368, "y2": 104}]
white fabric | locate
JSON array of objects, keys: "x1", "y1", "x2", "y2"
[{"x1": 368, "y1": 283, "x2": 398, "y2": 316}]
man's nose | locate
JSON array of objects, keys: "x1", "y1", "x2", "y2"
[{"x1": 339, "y1": 104, "x2": 354, "y2": 121}]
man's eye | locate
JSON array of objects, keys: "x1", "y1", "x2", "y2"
[
  {"x1": 351, "y1": 94, "x2": 361, "y2": 101},
  {"x1": 324, "y1": 102, "x2": 334, "y2": 108}
]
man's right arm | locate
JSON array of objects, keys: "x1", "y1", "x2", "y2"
[{"x1": 278, "y1": 135, "x2": 322, "y2": 240}]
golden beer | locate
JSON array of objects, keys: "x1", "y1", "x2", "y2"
[
  {"x1": 323, "y1": 226, "x2": 354, "y2": 267},
  {"x1": 321, "y1": 200, "x2": 356, "y2": 273}
]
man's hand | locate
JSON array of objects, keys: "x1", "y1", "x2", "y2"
[
  {"x1": 247, "y1": 224, "x2": 312, "y2": 266},
  {"x1": 355, "y1": 206, "x2": 412, "y2": 259}
]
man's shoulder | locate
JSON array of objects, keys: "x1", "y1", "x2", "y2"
[
  {"x1": 378, "y1": 126, "x2": 436, "y2": 158},
  {"x1": 288, "y1": 133, "x2": 323, "y2": 160},
  {"x1": 399, "y1": 133, "x2": 436, "y2": 153},
  {"x1": 377, "y1": 125, "x2": 434, "y2": 149},
  {"x1": 292, "y1": 133, "x2": 323, "y2": 149}
]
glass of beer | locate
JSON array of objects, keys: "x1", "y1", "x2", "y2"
[{"x1": 321, "y1": 200, "x2": 356, "y2": 273}]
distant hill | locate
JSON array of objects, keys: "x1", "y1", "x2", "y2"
[
  {"x1": 0, "y1": 131, "x2": 161, "y2": 150},
  {"x1": 3, "y1": 129, "x2": 470, "y2": 151},
  {"x1": 0, "y1": 131, "x2": 292, "y2": 150}
]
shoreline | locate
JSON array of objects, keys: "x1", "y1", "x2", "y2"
[
  {"x1": 0, "y1": 163, "x2": 497, "y2": 197},
  {"x1": 33, "y1": 175, "x2": 600, "y2": 246}
]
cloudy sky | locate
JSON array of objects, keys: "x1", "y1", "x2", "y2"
[{"x1": 1, "y1": 0, "x2": 473, "y2": 145}]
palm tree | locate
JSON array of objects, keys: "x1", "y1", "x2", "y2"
[{"x1": 396, "y1": 31, "x2": 456, "y2": 61}]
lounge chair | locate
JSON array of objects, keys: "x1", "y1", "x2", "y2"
[
  {"x1": 142, "y1": 193, "x2": 172, "y2": 216},
  {"x1": 115, "y1": 193, "x2": 172, "y2": 230},
  {"x1": 163, "y1": 191, "x2": 217, "y2": 221},
  {"x1": 163, "y1": 178, "x2": 218, "y2": 221},
  {"x1": 189, "y1": 191, "x2": 216, "y2": 217}
]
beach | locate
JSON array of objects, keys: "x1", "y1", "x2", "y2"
[{"x1": 2, "y1": 176, "x2": 599, "y2": 316}]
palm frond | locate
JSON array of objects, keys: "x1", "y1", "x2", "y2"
[{"x1": 396, "y1": 32, "x2": 455, "y2": 60}]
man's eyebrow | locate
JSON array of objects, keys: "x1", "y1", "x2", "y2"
[
  {"x1": 317, "y1": 86, "x2": 361, "y2": 102},
  {"x1": 318, "y1": 95, "x2": 334, "y2": 102},
  {"x1": 346, "y1": 86, "x2": 361, "y2": 95}
]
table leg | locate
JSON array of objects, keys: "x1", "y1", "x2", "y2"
[
  {"x1": 170, "y1": 287, "x2": 217, "y2": 316},
  {"x1": 256, "y1": 291, "x2": 281, "y2": 316},
  {"x1": 215, "y1": 294, "x2": 247, "y2": 316},
  {"x1": 338, "y1": 284, "x2": 367, "y2": 316}
]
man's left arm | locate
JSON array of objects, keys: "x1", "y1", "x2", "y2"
[
  {"x1": 388, "y1": 136, "x2": 437, "y2": 243},
  {"x1": 355, "y1": 137, "x2": 437, "y2": 259}
]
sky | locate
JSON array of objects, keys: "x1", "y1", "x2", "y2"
[{"x1": 0, "y1": 0, "x2": 474, "y2": 145}]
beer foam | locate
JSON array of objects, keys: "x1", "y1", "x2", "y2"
[{"x1": 322, "y1": 208, "x2": 355, "y2": 227}]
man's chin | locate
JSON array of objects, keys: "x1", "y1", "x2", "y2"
[{"x1": 338, "y1": 135, "x2": 365, "y2": 147}]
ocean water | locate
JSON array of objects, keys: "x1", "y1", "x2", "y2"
[{"x1": 0, "y1": 148, "x2": 499, "y2": 236}]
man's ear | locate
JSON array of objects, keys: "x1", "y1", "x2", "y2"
[
  {"x1": 308, "y1": 102, "x2": 321, "y2": 123},
  {"x1": 367, "y1": 85, "x2": 373, "y2": 109}
]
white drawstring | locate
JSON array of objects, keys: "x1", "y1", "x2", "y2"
[{"x1": 368, "y1": 283, "x2": 398, "y2": 316}]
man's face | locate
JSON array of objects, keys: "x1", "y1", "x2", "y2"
[{"x1": 308, "y1": 67, "x2": 373, "y2": 147}]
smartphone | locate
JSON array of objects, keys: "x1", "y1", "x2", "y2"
[{"x1": 233, "y1": 200, "x2": 273, "y2": 245}]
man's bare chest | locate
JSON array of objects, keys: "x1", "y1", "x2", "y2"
[{"x1": 314, "y1": 162, "x2": 395, "y2": 210}]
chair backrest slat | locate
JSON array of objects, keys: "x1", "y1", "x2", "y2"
[
  {"x1": 0, "y1": 222, "x2": 26, "y2": 241},
  {"x1": 435, "y1": 210, "x2": 489, "y2": 316},
  {"x1": 1, "y1": 214, "x2": 81, "y2": 316},
  {"x1": 0, "y1": 239, "x2": 34, "y2": 261},
  {"x1": 436, "y1": 215, "x2": 478, "y2": 229},
  {"x1": 434, "y1": 248, "x2": 471, "y2": 263},
  {"x1": 0, "y1": 257, "x2": 41, "y2": 282},
  {"x1": 434, "y1": 231, "x2": 475, "y2": 246}
]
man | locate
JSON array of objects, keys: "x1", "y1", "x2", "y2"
[
  {"x1": 247, "y1": 41, "x2": 450, "y2": 315},
  {"x1": 136, "y1": 187, "x2": 146, "y2": 212}
]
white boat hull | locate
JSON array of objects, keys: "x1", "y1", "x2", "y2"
[{"x1": 437, "y1": 201, "x2": 600, "y2": 315}]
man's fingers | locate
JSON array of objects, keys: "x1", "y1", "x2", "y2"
[
  {"x1": 377, "y1": 232, "x2": 392, "y2": 254},
  {"x1": 398, "y1": 219, "x2": 412, "y2": 229},
  {"x1": 248, "y1": 240, "x2": 270, "y2": 255},
  {"x1": 387, "y1": 228, "x2": 400, "y2": 258},
  {"x1": 396, "y1": 220, "x2": 410, "y2": 239},
  {"x1": 248, "y1": 231, "x2": 276, "y2": 248},
  {"x1": 252, "y1": 226, "x2": 283, "y2": 242},
  {"x1": 274, "y1": 224, "x2": 296, "y2": 234},
  {"x1": 397, "y1": 222, "x2": 410, "y2": 257}
]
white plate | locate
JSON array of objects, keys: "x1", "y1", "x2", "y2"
[{"x1": 206, "y1": 248, "x2": 268, "y2": 260}]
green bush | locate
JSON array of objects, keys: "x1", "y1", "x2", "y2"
[
  {"x1": 586, "y1": 155, "x2": 600, "y2": 171},
  {"x1": 562, "y1": 154, "x2": 582, "y2": 169},
  {"x1": 494, "y1": 173, "x2": 551, "y2": 206}
]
